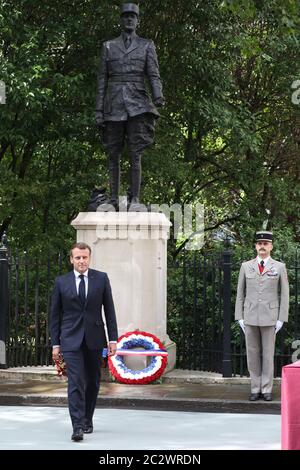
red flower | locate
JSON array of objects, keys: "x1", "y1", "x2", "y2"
[{"x1": 54, "y1": 358, "x2": 67, "y2": 377}]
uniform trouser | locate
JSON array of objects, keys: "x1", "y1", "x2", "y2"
[
  {"x1": 245, "y1": 325, "x2": 276, "y2": 394},
  {"x1": 102, "y1": 114, "x2": 155, "y2": 201},
  {"x1": 63, "y1": 337, "x2": 102, "y2": 430}
]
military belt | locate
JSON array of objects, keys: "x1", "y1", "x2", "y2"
[{"x1": 109, "y1": 75, "x2": 145, "y2": 84}]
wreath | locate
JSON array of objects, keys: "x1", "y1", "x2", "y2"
[{"x1": 108, "y1": 330, "x2": 168, "y2": 384}]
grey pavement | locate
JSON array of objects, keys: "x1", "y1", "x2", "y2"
[
  {"x1": 0, "y1": 367, "x2": 281, "y2": 414},
  {"x1": 0, "y1": 406, "x2": 281, "y2": 450}
]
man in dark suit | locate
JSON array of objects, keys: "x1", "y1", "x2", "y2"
[
  {"x1": 50, "y1": 242, "x2": 118, "y2": 442},
  {"x1": 95, "y1": 3, "x2": 165, "y2": 210}
]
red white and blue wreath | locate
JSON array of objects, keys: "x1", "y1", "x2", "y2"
[{"x1": 108, "y1": 330, "x2": 168, "y2": 384}]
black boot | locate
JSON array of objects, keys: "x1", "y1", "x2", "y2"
[
  {"x1": 86, "y1": 187, "x2": 109, "y2": 211},
  {"x1": 108, "y1": 162, "x2": 120, "y2": 210},
  {"x1": 128, "y1": 153, "x2": 142, "y2": 210}
]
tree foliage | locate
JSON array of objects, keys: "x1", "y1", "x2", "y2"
[{"x1": 0, "y1": 0, "x2": 300, "y2": 254}]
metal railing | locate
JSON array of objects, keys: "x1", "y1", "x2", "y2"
[
  {"x1": 0, "y1": 236, "x2": 68, "y2": 368},
  {"x1": 1, "y1": 234, "x2": 299, "y2": 376},
  {"x1": 167, "y1": 247, "x2": 300, "y2": 377}
]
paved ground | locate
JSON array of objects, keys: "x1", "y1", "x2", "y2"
[
  {"x1": 0, "y1": 379, "x2": 281, "y2": 413},
  {"x1": 0, "y1": 367, "x2": 281, "y2": 413},
  {"x1": 0, "y1": 406, "x2": 281, "y2": 450}
]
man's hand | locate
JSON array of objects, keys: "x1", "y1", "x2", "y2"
[
  {"x1": 107, "y1": 342, "x2": 117, "y2": 356},
  {"x1": 238, "y1": 319, "x2": 245, "y2": 334},
  {"x1": 52, "y1": 346, "x2": 61, "y2": 362},
  {"x1": 275, "y1": 320, "x2": 283, "y2": 334},
  {"x1": 96, "y1": 111, "x2": 105, "y2": 127},
  {"x1": 154, "y1": 97, "x2": 165, "y2": 107}
]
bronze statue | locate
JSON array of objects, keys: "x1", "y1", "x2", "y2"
[{"x1": 93, "y1": 2, "x2": 165, "y2": 211}]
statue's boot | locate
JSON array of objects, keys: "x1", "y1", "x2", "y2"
[
  {"x1": 129, "y1": 153, "x2": 147, "y2": 211},
  {"x1": 108, "y1": 161, "x2": 120, "y2": 210},
  {"x1": 130, "y1": 153, "x2": 141, "y2": 204}
]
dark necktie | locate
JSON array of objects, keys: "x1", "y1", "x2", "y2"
[
  {"x1": 124, "y1": 34, "x2": 131, "y2": 49},
  {"x1": 259, "y1": 260, "x2": 264, "y2": 274},
  {"x1": 78, "y1": 274, "x2": 86, "y2": 306}
]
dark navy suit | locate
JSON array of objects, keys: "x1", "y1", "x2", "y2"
[{"x1": 50, "y1": 269, "x2": 118, "y2": 430}]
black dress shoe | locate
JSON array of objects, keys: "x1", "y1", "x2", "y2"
[
  {"x1": 71, "y1": 428, "x2": 84, "y2": 441},
  {"x1": 249, "y1": 393, "x2": 261, "y2": 401},
  {"x1": 83, "y1": 424, "x2": 93, "y2": 434},
  {"x1": 261, "y1": 393, "x2": 273, "y2": 401}
]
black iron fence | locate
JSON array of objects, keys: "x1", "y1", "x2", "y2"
[
  {"x1": 0, "y1": 240, "x2": 68, "y2": 368},
  {"x1": 167, "y1": 250, "x2": 228, "y2": 375},
  {"x1": 0, "y1": 235, "x2": 299, "y2": 376},
  {"x1": 167, "y1": 248, "x2": 300, "y2": 377}
]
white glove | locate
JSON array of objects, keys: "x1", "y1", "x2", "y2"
[
  {"x1": 275, "y1": 320, "x2": 283, "y2": 334},
  {"x1": 238, "y1": 319, "x2": 245, "y2": 334}
]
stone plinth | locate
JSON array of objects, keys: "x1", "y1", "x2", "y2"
[{"x1": 71, "y1": 212, "x2": 176, "y2": 371}]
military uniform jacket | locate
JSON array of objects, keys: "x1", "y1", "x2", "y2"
[
  {"x1": 235, "y1": 257, "x2": 289, "y2": 326},
  {"x1": 96, "y1": 34, "x2": 164, "y2": 121}
]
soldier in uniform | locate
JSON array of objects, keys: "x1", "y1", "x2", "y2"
[
  {"x1": 95, "y1": 3, "x2": 165, "y2": 210},
  {"x1": 235, "y1": 231, "x2": 289, "y2": 401}
]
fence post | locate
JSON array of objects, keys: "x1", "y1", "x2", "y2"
[
  {"x1": 0, "y1": 233, "x2": 8, "y2": 368},
  {"x1": 222, "y1": 246, "x2": 232, "y2": 377}
]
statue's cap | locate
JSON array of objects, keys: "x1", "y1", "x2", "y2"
[{"x1": 121, "y1": 3, "x2": 139, "y2": 16}]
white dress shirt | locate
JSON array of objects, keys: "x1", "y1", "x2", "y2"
[
  {"x1": 74, "y1": 269, "x2": 88, "y2": 296},
  {"x1": 257, "y1": 256, "x2": 270, "y2": 267}
]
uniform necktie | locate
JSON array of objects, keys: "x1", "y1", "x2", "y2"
[
  {"x1": 124, "y1": 34, "x2": 131, "y2": 49},
  {"x1": 259, "y1": 260, "x2": 264, "y2": 274},
  {"x1": 79, "y1": 274, "x2": 86, "y2": 306}
]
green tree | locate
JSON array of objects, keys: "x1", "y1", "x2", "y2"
[{"x1": 0, "y1": 0, "x2": 299, "y2": 255}]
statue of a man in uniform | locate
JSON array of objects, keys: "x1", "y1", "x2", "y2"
[{"x1": 94, "y1": 3, "x2": 165, "y2": 211}]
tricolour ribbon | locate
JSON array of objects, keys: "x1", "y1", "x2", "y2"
[{"x1": 116, "y1": 348, "x2": 168, "y2": 357}]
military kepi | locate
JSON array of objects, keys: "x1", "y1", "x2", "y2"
[
  {"x1": 121, "y1": 3, "x2": 139, "y2": 16},
  {"x1": 255, "y1": 231, "x2": 273, "y2": 242}
]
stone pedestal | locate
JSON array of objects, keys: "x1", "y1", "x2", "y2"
[{"x1": 71, "y1": 212, "x2": 176, "y2": 372}]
